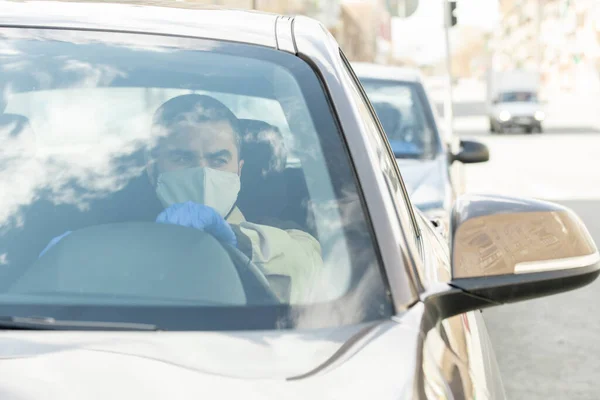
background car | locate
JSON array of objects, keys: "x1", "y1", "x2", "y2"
[
  {"x1": 487, "y1": 69, "x2": 545, "y2": 134},
  {"x1": 0, "y1": 3, "x2": 598, "y2": 400},
  {"x1": 352, "y1": 63, "x2": 489, "y2": 236}
]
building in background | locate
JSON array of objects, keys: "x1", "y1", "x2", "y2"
[
  {"x1": 335, "y1": 0, "x2": 391, "y2": 62},
  {"x1": 492, "y1": 0, "x2": 600, "y2": 96},
  {"x1": 389, "y1": 0, "x2": 496, "y2": 78}
]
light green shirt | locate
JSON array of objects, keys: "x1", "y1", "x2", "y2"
[{"x1": 227, "y1": 207, "x2": 323, "y2": 304}]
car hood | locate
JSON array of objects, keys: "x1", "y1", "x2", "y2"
[
  {"x1": 493, "y1": 102, "x2": 541, "y2": 116},
  {"x1": 0, "y1": 309, "x2": 425, "y2": 400},
  {"x1": 396, "y1": 156, "x2": 449, "y2": 210}
]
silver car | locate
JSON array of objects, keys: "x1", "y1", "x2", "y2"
[{"x1": 0, "y1": 3, "x2": 597, "y2": 400}]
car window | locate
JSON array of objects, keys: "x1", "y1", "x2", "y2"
[
  {"x1": 337, "y1": 52, "x2": 421, "y2": 247},
  {"x1": 359, "y1": 79, "x2": 437, "y2": 159},
  {"x1": 498, "y1": 91, "x2": 538, "y2": 103},
  {"x1": 0, "y1": 28, "x2": 391, "y2": 330}
]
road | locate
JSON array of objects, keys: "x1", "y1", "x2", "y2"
[{"x1": 453, "y1": 113, "x2": 600, "y2": 399}]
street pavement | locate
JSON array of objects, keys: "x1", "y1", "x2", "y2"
[{"x1": 454, "y1": 114, "x2": 600, "y2": 399}]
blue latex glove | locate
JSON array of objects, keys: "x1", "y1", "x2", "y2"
[
  {"x1": 156, "y1": 201, "x2": 237, "y2": 247},
  {"x1": 39, "y1": 230, "x2": 72, "y2": 258}
]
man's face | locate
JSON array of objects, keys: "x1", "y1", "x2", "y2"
[{"x1": 154, "y1": 120, "x2": 243, "y2": 175}]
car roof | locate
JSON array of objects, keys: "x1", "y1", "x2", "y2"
[
  {"x1": 351, "y1": 62, "x2": 423, "y2": 84},
  {"x1": 0, "y1": 0, "x2": 279, "y2": 48}
]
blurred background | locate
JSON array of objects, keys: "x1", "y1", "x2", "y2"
[{"x1": 72, "y1": 0, "x2": 600, "y2": 398}]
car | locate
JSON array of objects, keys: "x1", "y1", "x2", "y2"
[
  {"x1": 0, "y1": 2, "x2": 598, "y2": 400},
  {"x1": 489, "y1": 91, "x2": 545, "y2": 134},
  {"x1": 487, "y1": 70, "x2": 545, "y2": 134},
  {"x1": 352, "y1": 63, "x2": 489, "y2": 237}
]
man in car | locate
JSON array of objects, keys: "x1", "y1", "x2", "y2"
[
  {"x1": 148, "y1": 94, "x2": 323, "y2": 303},
  {"x1": 41, "y1": 94, "x2": 323, "y2": 304}
]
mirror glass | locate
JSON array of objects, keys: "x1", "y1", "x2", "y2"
[
  {"x1": 455, "y1": 140, "x2": 489, "y2": 164},
  {"x1": 452, "y1": 196, "x2": 599, "y2": 279}
]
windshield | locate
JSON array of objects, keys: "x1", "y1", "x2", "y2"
[
  {"x1": 498, "y1": 91, "x2": 538, "y2": 103},
  {"x1": 359, "y1": 79, "x2": 438, "y2": 159},
  {"x1": 0, "y1": 29, "x2": 391, "y2": 331}
]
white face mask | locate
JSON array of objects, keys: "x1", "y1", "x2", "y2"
[{"x1": 155, "y1": 166, "x2": 241, "y2": 217}]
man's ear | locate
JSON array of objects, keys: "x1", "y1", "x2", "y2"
[{"x1": 238, "y1": 159, "x2": 244, "y2": 176}]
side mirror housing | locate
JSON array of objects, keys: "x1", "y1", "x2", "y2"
[
  {"x1": 425, "y1": 194, "x2": 600, "y2": 320},
  {"x1": 453, "y1": 139, "x2": 489, "y2": 164}
]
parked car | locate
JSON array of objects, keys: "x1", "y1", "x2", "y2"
[
  {"x1": 353, "y1": 63, "x2": 489, "y2": 236},
  {"x1": 0, "y1": 3, "x2": 598, "y2": 400}
]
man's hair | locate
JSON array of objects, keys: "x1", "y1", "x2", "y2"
[{"x1": 151, "y1": 94, "x2": 242, "y2": 155}]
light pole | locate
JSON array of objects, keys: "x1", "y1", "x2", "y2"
[
  {"x1": 443, "y1": 0, "x2": 454, "y2": 141},
  {"x1": 536, "y1": 0, "x2": 543, "y2": 75}
]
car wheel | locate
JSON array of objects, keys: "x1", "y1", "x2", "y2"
[
  {"x1": 489, "y1": 119, "x2": 496, "y2": 133},
  {"x1": 525, "y1": 126, "x2": 533, "y2": 134}
]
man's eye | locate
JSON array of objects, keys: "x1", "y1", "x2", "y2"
[
  {"x1": 212, "y1": 158, "x2": 227, "y2": 167},
  {"x1": 170, "y1": 154, "x2": 191, "y2": 164}
]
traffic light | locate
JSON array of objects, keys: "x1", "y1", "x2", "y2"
[{"x1": 448, "y1": 0, "x2": 458, "y2": 27}]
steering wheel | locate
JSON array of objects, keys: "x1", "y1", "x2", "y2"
[
  {"x1": 221, "y1": 243, "x2": 281, "y2": 305},
  {"x1": 11, "y1": 222, "x2": 281, "y2": 306}
]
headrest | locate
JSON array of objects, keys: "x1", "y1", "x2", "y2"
[
  {"x1": 236, "y1": 119, "x2": 288, "y2": 223},
  {"x1": 238, "y1": 119, "x2": 287, "y2": 175}
]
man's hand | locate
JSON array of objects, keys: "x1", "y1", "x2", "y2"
[{"x1": 156, "y1": 201, "x2": 237, "y2": 247}]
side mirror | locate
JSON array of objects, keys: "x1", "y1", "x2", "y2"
[
  {"x1": 453, "y1": 139, "x2": 489, "y2": 164},
  {"x1": 425, "y1": 194, "x2": 600, "y2": 320}
]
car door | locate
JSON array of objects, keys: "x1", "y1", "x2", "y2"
[
  {"x1": 334, "y1": 52, "x2": 471, "y2": 398},
  {"x1": 338, "y1": 54, "x2": 505, "y2": 399},
  {"x1": 417, "y1": 211, "x2": 507, "y2": 399}
]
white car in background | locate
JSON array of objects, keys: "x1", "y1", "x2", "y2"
[
  {"x1": 489, "y1": 91, "x2": 545, "y2": 133},
  {"x1": 487, "y1": 70, "x2": 545, "y2": 134}
]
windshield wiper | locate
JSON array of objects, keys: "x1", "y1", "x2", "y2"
[{"x1": 0, "y1": 316, "x2": 159, "y2": 331}]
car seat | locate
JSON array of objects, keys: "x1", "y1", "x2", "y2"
[
  {"x1": 236, "y1": 119, "x2": 287, "y2": 219},
  {"x1": 237, "y1": 119, "x2": 314, "y2": 235}
]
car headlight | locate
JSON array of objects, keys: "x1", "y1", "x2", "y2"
[
  {"x1": 534, "y1": 110, "x2": 545, "y2": 121},
  {"x1": 498, "y1": 110, "x2": 511, "y2": 122}
]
